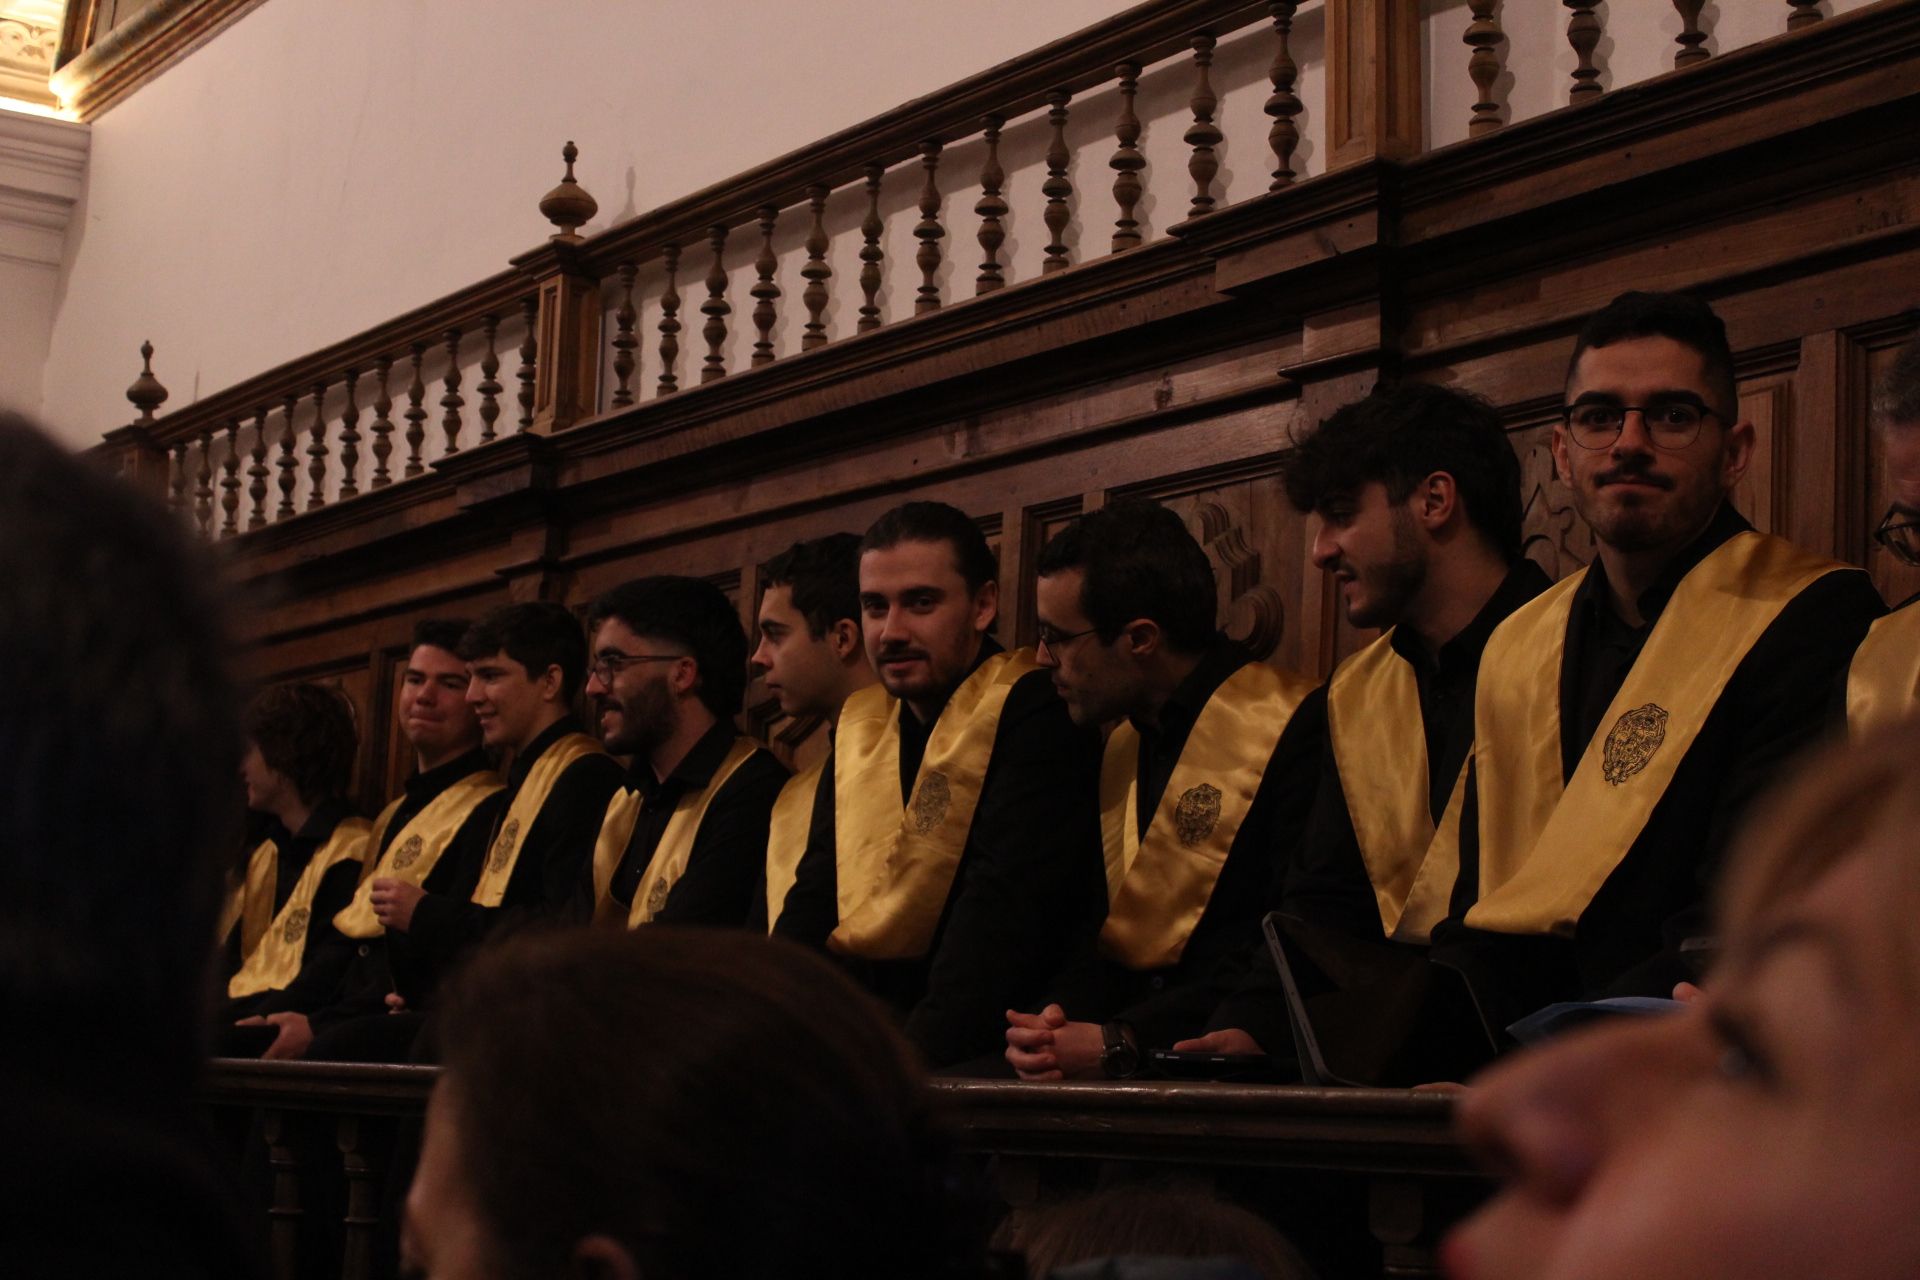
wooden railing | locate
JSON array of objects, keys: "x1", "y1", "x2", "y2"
[{"x1": 202, "y1": 1058, "x2": 1478, "y2": 1280}]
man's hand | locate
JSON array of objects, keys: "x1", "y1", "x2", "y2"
[
  {"x1": 384, "y1": 992, "x2": 408, "y2": 1015},
  {"x1": 1171, "y1": 1027, "x2": 1266, "y2": 1056},
  {"x1": 370, "y1": 877, "x2": 427, "y2": 932},
  {"x1": 1004, "y1": 1004, "x2": 1104, "y2": 1081},
  {"x1": 258, "y1": 1011, "x2": 313, "y2": 1061}
]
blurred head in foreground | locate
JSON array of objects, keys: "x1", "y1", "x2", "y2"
[
  {"x1": 1449, "y1": 724, "x2": 1920, "y2": 1280},
  {"x1": 1009, "y1": 1182, "x2": 1317, "y2": 1280},
  {"x1": 407, "y1": 928, "x2": 963, "y2": 1280}
]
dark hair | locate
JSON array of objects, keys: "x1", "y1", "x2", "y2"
[
  {"x1": 411, "y1": 617, "x2": 471, "y2": 658},
  {"x1": 859, "y1": 500, "x2": 999, "y2": 594},
  {"x1": 1035, "y1": 499, "x2": 1217, "y2": 652},
  {"x1": 435, "y1": 929, "x2": 971, "y2": 1280},
  {"x1": 1009, "y1": 1183, "x2": 1317, "y2": 1280},
  {"x1": 458, "y1": 602, "x2": 587, "y2": 704},
  {"x1": 1876, "y1": 328, "x2": 1920, "y2": 426},
  {"x1": 243, "y1": 682, "x2": 358, "y2": 807},
  {"x1": 1568, "y1": 290, "x2": 1739, "y2": 418},
  {"x1": 1278, "y1": 382, "x2": 1523, "y2": 560},
  {"x1": 0, "y1": 415, "x2": 241, "y2": 1083},
  {"x1": 587, "y1": 576, "x2": 748, "y2": 718},
  {"x1": 762, "y1": 533, "x2": 862, "y2": 639}
]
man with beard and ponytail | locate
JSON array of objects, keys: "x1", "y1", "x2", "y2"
[
  {"x1": 582, "y1": 576, "x2": 788, "y2": 928},
  {"x1": 775, "y1": 501, "x2": 1107, "y2": 1070},
  {"x1": 1436, "y1": 291, "x2": 1883, "y2": 1033}
]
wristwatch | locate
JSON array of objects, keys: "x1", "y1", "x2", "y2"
[{"x1": 1099, "y1": 1020, "x2": 1141, "y2": 1079}]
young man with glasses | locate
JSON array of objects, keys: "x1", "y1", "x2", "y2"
[
  {"x1": 580, "y1": 576, "x2": 788, "y2": 927},
  {"x1": 1434, "y1": 290, "x2": 1883, "y2": 1031},
  {"x1": 1848, "y1": 330, "x2": 1920, "y2": 733}
]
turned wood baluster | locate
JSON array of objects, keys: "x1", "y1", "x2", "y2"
[
  {"x1": 975, "y1": 116, "x2": 1008, "y2": 293},
  {"x1": 1042, "y1": 91, "x2": 1074, "y2": 274},
  {"x1": 801, "y1": 184, "x2": 831, "y2": 348},
  {"x1": 1110, "y1": 63, "x2": 1145, "y2": 251},
  {"x1": 304, "y1": 380, "x2": 329, "y2": 510},
  {"x1": 1465, "y1": 0, "x2": 1506, "y2": 134},
  {"x1": 658, "y1": 244, "x2": 683, "y2": 394},
  {"x1": 338, "y1": 367, "x2": 362, "y2": 499},
  {"x1": 247, "y1": 406, "x2": 270, "y2": 529},
  {"x1": 369, "y1": 356, "x2": 395, "y2": 488},
  {"x1": 858, "y1": 165, "x2": 885, "y2": 332},
  {"x1": 611, "y1": 264, "x2": 640, "y2": 406},
  {"x1": 275, "y1": 394, "x2": 299, "y2": 520},
  {"x1": 261, "y1": 1109, "x2": 304, "y2": 1280},
  {"x1": 1565, "y1": 2, "x2": 1603, "y2": 103},
  {"x1": 1267, "y1": 3, "x2": 1304, "y2": 186},
  {"x1": 194, "y1": 430, "x2": 213, "y2": 534},
  {"x1": 403, "y1": 342, "x2": 428, "y2": 477},
  {"x1": 751, "y1": 207, "x2": 780, "y2": 367},
  {"x1": 169, "y1": 440, "x2": 190, "y2": 518},
  {"x1": 219, "y1": 418, "x2": 242, "y2": 536},
  {"x1": 913, "y1": 141, "x2": 945, "y2": 314},
  {"x1": 1787, "y1": 0, "x2": 1823, "y2": 31},
  {"x1": 1185, "y1": 34, "x2": 1222, "y2": 217},
  {"x1": 1673, "y1": 0, "x2": 1708, "y2": 67},
  {"x1": 516, "y1": 296, "x2": 538, "y2": 429},
  {"x1": 337, "y1": 1116, "x2": 382, "y2": 1280},
  {"x1": 700, "y1": 225, "x2": 730, "y2": 383},
  {"x1": 476, "y1": 317, "x2": 502, "y2": 442},
  {"x1": 439, "y1": 328, "x2": 464, "y2": 457}
]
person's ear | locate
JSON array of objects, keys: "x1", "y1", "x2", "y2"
[
  {"x1": 971, "y1": 579, "x2": 1000, "y2": 635},
  {"x1": 829, "y1": 617, "x2": 862, "y2": 662},
  {"x1": 1719, "y1": 418, "x2": 1756, "y2": 494},
  {"x1": 1550, "y1": 423, "x2": 1575, "y2": 488},
  {"x1": 1416, "y1": 471, "x2": 1460, "y2": 533},
  {"x1": 539, "y1": 663, "x2": 567, "y2": 705},
  {"x1": 571, "y1": 1234, "x2": 640, "y2": 1280},
  {"x1": 669, "y1": 655, "x2": 700, "y2": 698},
  {"x1": 1124, "y1": 618, "x2": 1162, "y2": 659}
]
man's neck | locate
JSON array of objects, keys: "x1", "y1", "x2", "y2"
[
  {"x1": 1594, "y1": 507, "x2": 1719, "y2": 629},
  {"x1": 905, "y1": 637, "x2": 984, "y2": 724},
  {"x1": 650, "y1": 704, "x2": 720, "y2": 783},
  {"x1": 1401, "y1": 541, "x2": 1513, "y2": 654},
  {"x1": 1133, "y1": 648, "x2": 1205, "y2": 731},
  {"x1": 415, "y1": 740, "x2": 479, "y2": 775},
  {"x1": 505, "y1": 707, "x2": 568, "y2": 771},
  {"x1": 272, "y1": 794, "x2": 313, "y2": 838}
]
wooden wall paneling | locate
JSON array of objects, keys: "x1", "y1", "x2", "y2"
[
  {"x1": 1785, "y1": 329, "x2": 1864, "y2": 562},
  {"x1": 1509, "y1": 419, "x2": 1595, "y2": 586},
  {"x1": 1731, "y1": 378, "x2": 1789, "y2": 535},
  {"x1": 381, "y1": 648, "x2": 412, "y2": 804},
  {"x1": 1324, "y1": 0, "x2": 1422, "y2": 169},
  {"x1": 1018, "y1": 496, "x2": 1089, "y2": 649}
]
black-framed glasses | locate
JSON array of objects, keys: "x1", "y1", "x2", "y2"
[
  {"x1": 588, "y1": 651, "x2": 685, "y2": 684},
  {"x1": 1874, "y1": 506, "x2": 1920, "y2": 567},
  {"x1": 1562, "y1": 399, "x2": 1720, "y2": 451},
  {"x1": 1035, "y1": 623, "x2": 1099, "y2": 656}
]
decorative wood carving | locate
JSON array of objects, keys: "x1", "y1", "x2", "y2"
[
  {"x1": 701, "y1": 225, "x2": 731, "y2": 384},
  {"x1": 1465, "y1": 0, "x2": 1506, "y2": 135},
  {"x1": 1564, "y1": 1, "x2": 1603, "y2": 103},
  {"x1": 246, "y1": 405, "x2": 270, "y2": 529},
  {"x1": 194, "y1": 429, "x2": 213, "y2": 533},
  {"x1": 305, "y1": 380, "x2": 329, "y2": 510},
  {"x1": 275, "y1": 394, "x2": 298, "y2": 520},
  {"x1": 751, "y1": 207, "x2": 780, "y2": 368},
  {"x1": 50, "y1": 0, "x2": 272, "y2": 122},
  {"x1": 537, "y1": 141, "x2": 598, "y2": 242},
  {"x1": 1110, "y1": 62, "x2": 1145, "y2": 252},
  {"x1": 1514, "y1": 426, "x2": 1596, "y2": 582},
  {"x1": 1184, "y1": 33, "x2": 1222, "y2": 218},
  {"x1": 657, "y1": 244, "x2": 682, "y2": 396},
  {"x1": 403, "y1": 343, "x2": 428, "y2": 478},
  {"x1": 336, "y1": 1114, "x2": 382, "y2": 1280},
  {"x1": 476, "y1": 317, "x2": 502, "y2": 443},
  {"x1": 220, "y1": 418, "x2": 242, "y2": 536},
  {"x1": 439, "y1": 328, "x2": 464, "y2": 457},
  {"x1": 802, "y1": 184, "x2": 832, "y2": 349},
  {"x1": 1788, "y1": 0, "x2": 1824, "y2": 32},
  {"x1": 611, "y1": 263, "x2": 640, "y2": 405},
  {"x1": 859, "y1": 164, "x2": 886, "y2": 332},
  {"x1": 337, "y1": 367, "x2": 362, "y2": 500},
  {"x1": 168, "y1": 439, "x2": 188, "y2": 518},
  {"x1": 369, "y1": 356, "x2": 394, "y2": 489},
  {"x1": 260, "y1": 1106, "x2": 303, "y2": 1280},
  {"x1": 975, "y1": 115, "x2": 1009, "y2": 294},
  {"x1": 1266, "y1": 3, "x2": 1303, "y2": 187},
  {"x1": 1042, "y1": 90, "x2": 1073, "y2": 274},
  {"x1": 1673, "y1": 0, "x2": 1709, "y2": 69},
  {"x1": 516, "y1": 297, "x2": 538, "y2": 430},
  {"x1": 127, "y1": 340, "x2": 168, "y2": 428},
  {"x1": 914, "y1": 141, "x2": 945, "y2": 314}
]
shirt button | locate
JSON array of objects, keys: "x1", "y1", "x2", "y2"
[
  {"x1": 1150, "y1": 976, "x2": 1166, "y2": 991},
  {"x1": 357, "y1": 944, "x2": 370, "y2": 957}
]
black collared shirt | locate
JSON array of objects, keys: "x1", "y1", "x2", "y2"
[{"x1": 223, "y1": 797, "x2": 363, "y2": 1017}]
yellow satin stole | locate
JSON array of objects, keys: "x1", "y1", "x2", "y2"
[
  {"x1": 1098, "y1": 661, "x2": 1315, "y2": 970},
  {"x1": 828, "y1": 649, "x2": 1039, "y2": 960},
  {"x1": 219, "y1": 838, "x2": 280, "y2": 963},
  {"x1": 590, "y1": 737, "x2": 763, "y2": 928},
  {"x1": 227, "y1": 818, "x2": 372, "y2": 999},
  {"x1": 764, "y1": 756, "x2": 827, "y2": 932},
  {"x1": 1467, "y1": 532, "x2": 1848, "y2": 936},
  {"x1": 332, "y1": 771, "x2": 503, "y2": 939},
  {"x1": 1326, "y1": 634, "x2": 1470, "y2": 945},
  {"x1": 469, "y1": 732, "x2": 606, "y2": 908},
  {"x1": 1847, "y1": 602, "x2": 1920, "y2": 735}
]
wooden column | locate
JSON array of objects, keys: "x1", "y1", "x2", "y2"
[
  {"x1": 1326, "y1": 0, "x2": 1422, "y2": 170},
  {"x1": 511, "y1": 143, "x2": 603, "y2": 434}
]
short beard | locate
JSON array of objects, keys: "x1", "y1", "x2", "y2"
[
  {"x1": 1347, "y1": 506, "x2": 1429, "y2": 631},
  {"x1": 600, "y1": 678, "x2": 674, "y2": 758}
]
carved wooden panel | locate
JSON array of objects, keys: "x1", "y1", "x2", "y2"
[
  {"x1": 1865, "y1": 335, "x2": 1920, "y2": 607},
  {"x1": 1511, "y1": 421, "x2": 1594, "y2": 584},
  {"x1": 1016, "y1": 496, "x2": 1087, "y2": 649}
]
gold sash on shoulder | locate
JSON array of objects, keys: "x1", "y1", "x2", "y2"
[
  {"x1": 589, "y1": 737, "x2": 765, "y2": 928},
  {"x1": 764, "y1": 756, "x2": 826, "y2": 932},
  {"x1": 332, "y1": 771, "x2": 503, "y2": 939},
  {"x1": 1847, "y1": 601, "x2": 1920, "y2": 735},
  {"x1": 220, "y1": 838, "x2": 280, "y2": 961},
  {"x1": 1467, "y1": 532, "x2": 1848, "y2": 936},
  {"x1": 1327, "y1": 634, "x2": 1468, "y2": 945},
  {"x1": 469, "y1": 732, "x2": 605, "y2": 908},
  {"x1": 1098, "y1": 661, "x2": 1315, "y2": 970},
  {"x1": 227, "y1": 818, "x2": 372, "y2": 999},
  {"x1": 828, "y1": 649, "x2": 1039, "y2": 960}
]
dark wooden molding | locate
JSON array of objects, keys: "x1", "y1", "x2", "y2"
[{"x1": 51, "y1": 0, "x2": 272, "y2": 120}]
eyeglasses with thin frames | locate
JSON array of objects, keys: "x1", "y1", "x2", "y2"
[
  {"x1": 1873, "y1": 506, "x2": 1920, "y2": 567},
  {"x1": 1561, "y1": 399, "x2": 1722, "y2": 452},
  {"x1": 588, "y1": 652, "x2": 685, "y2": 684},
  {"x1": 1034, "y1": 623, "x2": 1098, "y2": 658}
]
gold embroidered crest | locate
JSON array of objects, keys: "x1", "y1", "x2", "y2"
[
  {"x1": 1174, "y1": 784, "x2": 1223, "y2": 846},
  {"x1": 646, "y1": 877, "x2": 672, "y2": 916},
  {"x1": 1602, "y1": 703, "x2": 1669, "y2": 786},
  {"x1": 391, "y1": 834, "x2": 425, "y2": 871},
  {"x1": 909, "y1": 771, "x2": 951, "y2": 834},
  {"x1": 488, "y1": 819, "x2": 520, "y2": 872},
  {"x1": 282, "y1": 907, "x2": 310, "y2": 945}
]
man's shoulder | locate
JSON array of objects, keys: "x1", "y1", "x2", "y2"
[
  {"x1": 717, "y1": 745, "x2": 793, "y2": 806},
  {"x1": 548, "y1": 747, "x2": 625, "y2": 803}
]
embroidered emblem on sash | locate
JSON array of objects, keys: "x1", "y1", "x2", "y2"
[
  {"x1": 488, "y1": 819, "x2": 520, "y2": 872},
  {"x1": 646, "y1": 877, "x2": 671, "y2": 916},
  {"x1": 282, "y1": 907, "x2": 310, "y2": 944},
  {"x1": 1174, "y1": 784, "x2": 1223, "y2": 846},
  {"x1": 391, "y1": 834, "x2": 424, "y2": 871},
  {"x1": 1602, "y1": 704, "x2": 1669, "y2": 785},
  {"x1": 909, "y1": 771, "x2": 951, "y2": 834}
]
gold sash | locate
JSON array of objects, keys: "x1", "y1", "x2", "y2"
[
  {"x1": 1326, "y1": 634, "x2": 1469, "y2": 945},
  {"x1": 469, "y1": 732, "x2": 605, "y2": 908},
  {"x1": 589, "y1": 737, "x2": 764, "y2": 927},
  {"x1": 1098, "y1": 661, "x2": 1315, "y2": 970},
  {"x1": 1467, "y1": 532, "x2": 1848, "y2": 936},
  {"x1": 220, "y1": 838, "x2": 280, "y2": 961},
  {"x1": 828, "y1": 649, "x2": 1039, "y2": 960},
  {"x1": 227, "y1": 818, "x2": 372, "y2": 999},
  {"x1": 764, "y1": 756, "x2": 827, "y2": 931},
  {"x1": 332, "y1": 771, "x2": 503, "y2": 939},
  {"x1": 1847, "y1": 602, "x2": 1920, "y2": 735}
]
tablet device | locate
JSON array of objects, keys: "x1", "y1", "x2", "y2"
[{"x1": 1147, "y1": 1049, "x2": 1272, "y2": 1081}]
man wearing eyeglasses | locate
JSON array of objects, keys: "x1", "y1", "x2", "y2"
[
  {"x1": 581, "y1": 576, "x2": 789, "y2": 927},
  {"x1": 1848, "y1": 331, "x2": 1920, "y2": 733},
  {"x1": 1435, "y1": 291, "x2": 1883, "y2": 1030}
]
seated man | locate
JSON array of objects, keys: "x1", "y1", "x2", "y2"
[
  {"x1": 1003, "y1": 499, "x2": 1323, "y2": 1081},
  {"x1": 583, "y1": 577, "x2": 788, "y2": 927},
  {"x1": 750, "y1": 532, "x2": 876, "y2": 929},
  {"x1": 775, "y1": 500, "x2": 1107, "y2": 1069},
  {"x1": 1848, "y1": 329, "x2": 1920, "y2": 732},
  {"x1": 1438, "y1": 290, "x2": 1884, "y2": 1029},
  {"x1": 223, "y1": 682, "x2": 369, "y2": 1032}
]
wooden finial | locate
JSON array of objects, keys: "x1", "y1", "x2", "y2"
[
  {"x1": 538, "y1": 141, "x2": 599, "y2": 241},
  {"x1": 126, "y1": 340, "x2": 168, "y2": 425}
]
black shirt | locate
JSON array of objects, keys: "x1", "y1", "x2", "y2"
[
  {"x1": 598, "y1": 719, "x2": 789, "y2": 927},
  {"x1": 223, "y1": 798, "x2": 363, "y2": 1018}
]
